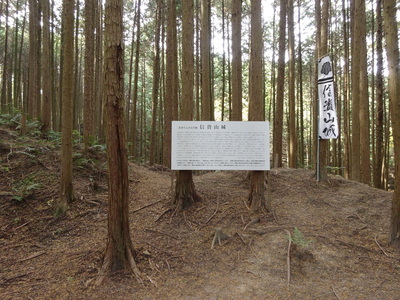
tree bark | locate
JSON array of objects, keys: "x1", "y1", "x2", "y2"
[
  {"x1": 96, "y1": 0, "x2": 140, "y2": 284},
  {"x1": 288, "y1": 0, "x2": 296, "y2": 168},
  {"x1": 248, "y1": 0, "x2": 268, "y2": 213},
  {"x1": 342, "y1": 0, "x2": 350, "y2": 179},
  {"x1": 374, "y1": 0, "x2": 384, "y2": 189},
  {"x1": 383, "y1": 0, "x2": 400, "y2": 245},
  {"x1": 1, "y1": 0, "x2": 10, "y2": 113},
  {"x1": 273, "y1": 0, "x2": 286, "y2": 168},
  {"x1": 174, "y1": 0, "x2": 201, "y2": 210},
  {"x1": 28, "y1": 0, "x2": 41, "y2": 120},
  {"x1": 231, "y1": 0, "x2": 242, "y2": 121},
  {"x1": 129, "y1": 0, "x2": 141, "y2": 158},
  {"x1": 201, "y1": 0, "x2": 212, "y2": 121},
  {"x1": 94, "y1": 0, "x2": 104, "y2": 141},
  {"x1": 163, "y1": 0, "x2": 178, "y2": 167},
  {"x1": 41, "y1": 0, "x2": 52, "y2": 132},
  {"x1": 83, "y1": 0, "x2": 95, "y2": 152},
  {"x1": 350, "y1": 0, "x2": 362, "y2": 181},
  {"x1": 359, "y1": 0, "x2": 371, "y2": 184},
  {"x1": 317, "y1": 0, "x2": 329, "y2": 182},
  {"x1": 149, "y1": 0, "x2": 162, "y2": 166},
  {"x1": 297, "y1": 0, "x2": 304, "y2": 167},
  {"x1": 57, "y1": 0, "x2": 75, "y2": 214},
  {"x1": 73, "y1": 0, "x2": 81, "y2": 131}
]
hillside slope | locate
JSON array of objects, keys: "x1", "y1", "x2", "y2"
[{"x1": 1, "y1": 126, "x2": 399, "y2": 299}]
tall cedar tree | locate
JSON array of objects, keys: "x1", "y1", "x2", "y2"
[
  {"x1": 288, "y1": 0, "x2": 297, "y2": 168},
  {"x1": 383, "y1": 0, "x2": 400, "y2": 245},
  {"x1": 231, "y1": 0, "x2": 242, "y2": 121},
  {"x1": 374, "y1": 0, "x2": 384, "y2": 189},
  {"x1": 41, "y1": 0, "x2": 52, "y2": 132},
  {"x1": 272, "y1": 0, "x2": 286, "y2": 168},
  {"x1": 57, "y1": 0, "x2": 75, "y2": 214},
  {"x1": 1, "y1": 0, "x2": 9, "y2": 113},
  {"x1": 83, "y1": 0, "x2": 95, "y2": 152},
  {"x1": 149, "y1": 0, "x2": 162, "y2": 166},
  {"x1": 341, "y1": 0, "x2": 350, "y2": 178},
  {"x1": 359, "y1": 0, "x2": 370, "y2": 184},
  {"x1": 129, "y1": 0, "x2": 141, "y2": 157},
  {"x1": 174, "y1": 0, "x2": 201, "y2": 210},
  {"x1": 350, "y1": 0, "x2": 362, "y2": 181},
  {"x1": 201, "y1": 0, "x2": 212, "y2": 121},
  {"x1": 28, "y1": 0, "x2": 41, "y2": 119},
  {"x1": 248, "y1": 0, "x2": 268, "y2": 212},
  {"x1": 317, "y1": 0, "x2": 329, "y2": 181},
  {"x1": 96, "y1": 0, "x2": 141, "y2": 284},
  {"x1": 163, "y1": 0, "x2": 178, "y2": 167}
]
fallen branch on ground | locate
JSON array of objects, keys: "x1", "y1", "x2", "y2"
[
  {"x1": 205, "y1": 200, "x2": 219, "y2": 224},
  {"x1": 132, "y1": 200, "x2": 162, "y2": 213},
  {"x1": 17, "y1": 251, "x2": 46, "y2": 262},
  {"x1": 284, "y1": 229, "x2": 292, "y2": 285},
  {"x1": 374, "y1": 235, "x2": 389, "y2": 257}
]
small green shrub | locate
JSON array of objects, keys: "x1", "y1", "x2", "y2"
[
  {"x1": 289, "y1": 227, "x2": 313, "y2": 248},
  {"x1": 12, "y1": 175, "x2": 43, "y2": 202}
]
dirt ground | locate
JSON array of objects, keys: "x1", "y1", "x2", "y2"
[{"x1": 1, "y1": 126, "x2": 400, "y2": 300}]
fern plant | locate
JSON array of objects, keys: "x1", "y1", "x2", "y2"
[{"x1": 289, "y1": 227, "x2": 313, "y2": 248}]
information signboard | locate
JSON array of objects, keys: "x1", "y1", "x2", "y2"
[{"x1": 171, "y1": 121, "x2": 270, "y2": 171}]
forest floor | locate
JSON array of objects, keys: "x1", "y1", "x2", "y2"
[{"x1": 1, "y1": 124, "x2": 400, "y2": 300}]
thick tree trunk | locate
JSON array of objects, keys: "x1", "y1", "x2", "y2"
[
  {"x1": 248, "y1": 0, "x2": 268, "y2": 213},
  {"x1": 374, "y1": 0, "x2": 384, "y2": 189},
  {"x1": 129, "y1": 0, "x2": 141, "y2": 158},
  {"x1": 83, "y1": 0, "x2": 95, "y2": 152},
  {"x1": 350, "y1": 0, "x2": 362, "y2": 181},
  {"x1": 297, "y1": 0, "x2": 304, "y2": 167},
  {"x1": 201, "y1": 0, "x2": 212, "y2": 121},
  {"x1": 174, "y1": 0, "x2": 200, "y2": 210},
  {"x1": 359, "y1": 0, "x2": 370, "y2": 184},
  {"x1": 94, "y1": 0, "x2": 103, "y2": 141},
  {"x1": 288, "y1": 0, "x2": 297, "y2": 168},
  {"x1": 231, "y1": 0, "x2": 242, "y2": 121},
  {"x1": 174, "y1": 171, "x2": 201, "y2": 210},
  {"x1": 57, "y1": 0, "x2": 75, "y2": 214},
  {"x1": 383, "y1": 0, "x2": 400, "y2": 245},
  {"x1": 273, "y1": 0, "x2": 286, "y2": 168},
  {"x1": 96, "y1": 0, "x2": 140, "y2": 284},
  {"x1": 248, "y1": 171, "x2": 269, "y2": 212},
  {"x1": 28, "y1": 0, "x2": 41, "y2": 119},
  {"x1": 163, "y1": 0, "x2": 178, "y2": 167},
  {"x1": 149, "y1": 0, "x2": 162, "y2": 166},
  {"x1": 41, "y1": 0, "x2": 52, "y2": 132},
  {"x1": 317, "y1": 0, "x2": 328, "y2": 182}
]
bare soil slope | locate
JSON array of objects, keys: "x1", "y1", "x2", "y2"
[{"x1": 1, "y1": 126, "x2": 399, "y2": 299}]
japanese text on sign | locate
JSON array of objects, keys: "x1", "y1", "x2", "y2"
[
  {"x1": 318, "y1": 56, "x2": 339, "y2": 139},
  {"x1": 171, "y1": 121, "x2": 270, "y2": 170}
]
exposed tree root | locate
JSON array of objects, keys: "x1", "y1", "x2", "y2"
[
  {"x1": 94, "y1": 244, "x2": 142, "y2": 286},
  {"x1": 173, "y1": 170, "x2": 201, "y2": 211}
]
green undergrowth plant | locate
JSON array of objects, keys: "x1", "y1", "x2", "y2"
[
  {"x1": 12, "y1": 175, "x2": 43, "y2": 202},
  {"x1": 289, "y1": 227, "x2": 313, "y2": 248},
  {"x1": 46, "y1": 130, "x2": 62, "y2": 145}
]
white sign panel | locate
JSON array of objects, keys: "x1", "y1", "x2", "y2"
[
  {"x1": 318, "y1": 55, "x2": 339, "y2": 139},
  {"x1": 171, "y1": 121, "x2": 270, "y2": 170}
]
